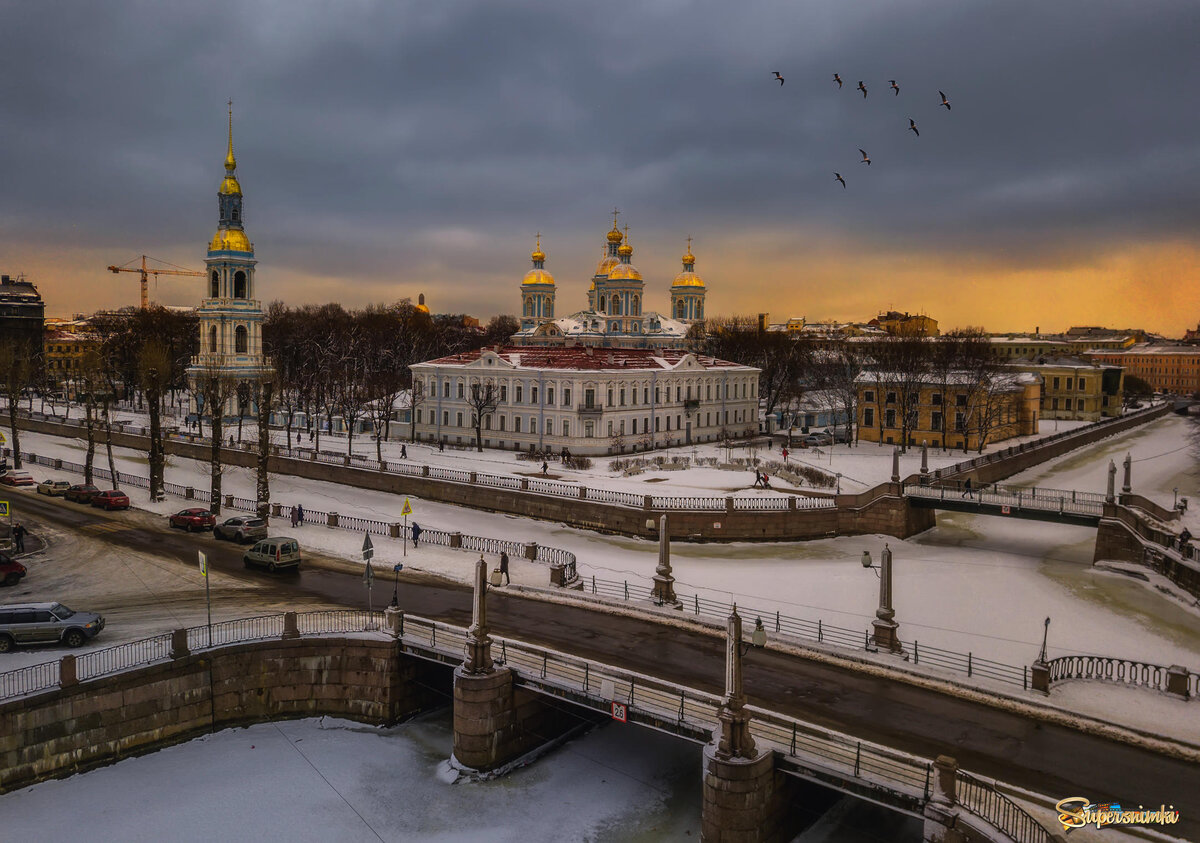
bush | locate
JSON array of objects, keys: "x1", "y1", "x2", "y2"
[
  {"x1": 563, "y1": 455, "x2": 592, "y2": 470},
  {"x1": 763, "y1": 459, "x2": 836, "y2": 488}
]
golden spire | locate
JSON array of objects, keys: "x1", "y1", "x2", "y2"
[
  {"x1": 618, "y1": 224, "x2": 633, "y2": 257},
  {"x1": 219, "y1": 100, "x2": 242, "y2": 197},
  {"x1": 224, "y1": 99, "x2": 236, "y2": 171},
  {"x1": 530, "y1": 231, "x2": 546, "y2": 263},
  {"x1": 606, "y1": 207, "x2": 624, "y2": 243}
]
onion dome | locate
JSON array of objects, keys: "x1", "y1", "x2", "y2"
[
  {"x1": 672, "y1": 237, "x2": 705, "y2": 287},
  {"x1": 523, "y1": 233, "x2": 554, "y2": 285},
  {"x1": 608, "y1": 262, "x2": 642, "y2": 281},
  {"x1": 606, "y1": 223, "x2": 624, "y2": 244},
  {"x1": 594, "y1": 255, "x2": 618, "y2": 276},
  {"x1": 209, "y1": 228, "x2": 252, "y2": 252}
]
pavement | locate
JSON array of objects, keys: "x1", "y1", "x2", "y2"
[{"x1": 7, "y1": 486, "x2": 1200, "y2": 841}]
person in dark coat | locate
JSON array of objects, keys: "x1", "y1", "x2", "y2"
[
  {"x1": 439, "y1": 441, "x2": 445, "y2": 452},
  {"x1": 541, "y1": 460, "x2": 549, "y2": 476},
  {"x1": 290, "y1": 505, "x2": 298, "y2": 528},
  {"x1": 400, "y1": 444, "x2": 407, "y2": 459},
  {"x1": 1180, "y1": 527, "x2": 1192, "y2": 547},
  {"x1": 411, "y1": 523, "x2": 422, "y2": 547},
  {"x1": 499, "y1": 550, "x2": 510, "y2": 585},
  {"x1": 297, "y1": 504, "x2": 305, "y2": 525},
  {"x1": 753, "y1": 469, "x2": 763, "y2": 488},
  {"x1": 12, "y1": 523, "x2": 27, "y2": 553},
  {"x1": 962, "y1": 478, "x2": 974, "y2": 499}
]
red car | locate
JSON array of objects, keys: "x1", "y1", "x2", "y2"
[
  {"x1": 1, "y1": 470, "x2": 35, "y2": 487},
  {"x1": 65, "y1": 483, "x2": 101, "y2": 504},
  {"x1": 91, "y1": 490, "x2": 130, "y2": 511},
  {"x1": 0, "y1": 553, "x2": 26, "y2": 587},
  {"x1": 169, "y1": 508, "x2": 216, "y2": 532}
]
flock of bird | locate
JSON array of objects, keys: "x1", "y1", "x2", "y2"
[{"x1": 771, "y1": 71, "x2": 953, "y2": 189}]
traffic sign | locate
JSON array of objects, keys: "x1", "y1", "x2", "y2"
[
  {"x1": 198, "y1": 550, "x2": 208, "y2": 577},
  {"x1": 400, "y1": 498, "x2": 413, "y2": 517},
  {"x1": 393, "y1": 563, "x2": 403, "y2": 573},
  {"x1": 0, "y1": 430, "x2": 6, "y2": 445},
  {"x1": 0, "y1": 501, "x2": 8, "y2": 518},
  {"x1": 1001, "y1": 505, "x2": 1011, "y2": 515},
  {"x1": 362, "y1": 533, "x2": 374, "y2": 561},
  {"x1": 363, "y1": 560, "x2": 374, "y2": 586},
  {"x1": 610, "y1": 701, "x2": 627, "y2": 723}
]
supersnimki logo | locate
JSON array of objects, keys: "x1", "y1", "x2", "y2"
[{"x1": 1055, "y1": 797, "x2": 1180, "y2": 832}]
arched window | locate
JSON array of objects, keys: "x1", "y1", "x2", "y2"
[
  {"x1": 232, "y1": 207, "x2": 240, "y2": 222},
  {"x1": 524, "y1": 299, "x2": 532, "y2": 316},
  {"x1": 209, "y1": 325, "x2": 218, "y2": 353},
  {"x1": 235, "y1": 325, "x2": 248, "y2": 353},
  {"x1": 676, "y1": 300, "x2": 686, "y2": 319},
  {"x1": 611, "y1": 298, "x2": 622, "y2": 315},
  {"x1": 210, "y1": 271, "x2": 219, "y2": 298},
  {"x1": 632, "y1": 295, "x2": 639, "y2": 315},
  {"x1": 598, "y1": 295, "x2": 606, "y2": 313},
  {"x1": 233, "y1": 270, "x2": 247, "y2": 299}
]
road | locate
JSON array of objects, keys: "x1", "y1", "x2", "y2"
[{"x1": 10, "y1": 488, "x2": 1200, "y2": 839}]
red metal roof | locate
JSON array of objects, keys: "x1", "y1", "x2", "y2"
[{"x1": 419, "y1": 346, "x2": 751, "y2": 371}]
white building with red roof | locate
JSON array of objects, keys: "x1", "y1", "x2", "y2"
[{"x1": 410, "y1": 346, "x2": 760, "y2": 454}]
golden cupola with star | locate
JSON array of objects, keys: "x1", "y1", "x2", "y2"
[
  {"x1": 670, "y1": 237, "x2": 706, "y2": 323},
  {"x1": 519, "y1": 234, "x2": 556, "y2": 331}
]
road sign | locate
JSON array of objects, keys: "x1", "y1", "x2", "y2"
[
  {"x1": 1001, "y1": 505, "x2": 1011, "y2": 515},
  {"x1": 362, "y1": 533, "x2": 374, "y2": 560},
  {"x1": 400, "y1": 498, "x2": 413, "y2": 517},
  {"x1": 610, "y1": 701, "x2": 627, "y2": 723},
  {"x1": 0, "y1": 501, "x2": 8, "y2": 518},
  {"x1": 0, "y1": 430, "x2": 6, "y2": 445},
  {"x1": 364, "y1": 560, "x2": 374, "y2": 586},
  {"x1": 198, "y1": 550, "x2": 208, "y2": 577},
  {"x1": 393, "y1": 563, "x2": 403, "y2": 573}
]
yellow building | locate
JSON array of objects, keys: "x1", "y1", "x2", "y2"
[
  {"x1": 855, "y1": 372, "x2": 1040, "y2": 450},
  {"x1": 1087, "y1": 345, "x2": 1200, "y2": 395},
  {"x1": 988, "y1": 336, "x2": 1072, "y2": 359},
  {"x1": 43, "y1": 328, "x2": 99, "y2": 389},
  {"x1": 1012, "y1": 359, "x2": 1123, "y2": 420},
  {"x1": 871, "y1": 311, "x2": 939, "y2": 338}
]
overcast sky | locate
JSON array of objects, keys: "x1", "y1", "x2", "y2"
[{"x1": 3, "y1": 0, "x2": 1199, "y2": 334}]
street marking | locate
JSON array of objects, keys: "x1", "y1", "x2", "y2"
[{"x1": 82, "y1": 522, "x2": 128, "y2": 534}]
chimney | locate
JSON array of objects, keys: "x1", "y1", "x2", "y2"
[{"x1": 757, "y1": 313, "x2": 769, "y2": 332}]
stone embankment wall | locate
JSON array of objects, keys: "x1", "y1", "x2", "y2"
[{"x1": 0, "y1": 636, "x2": 449, "y2": 793}]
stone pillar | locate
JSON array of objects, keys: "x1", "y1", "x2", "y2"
[
  {"x1": 169, "y1": 628, "x2": 189, "y2": 659},
  {"x1": 1031, "y1": 660, "x2": 1050, "y2": 694},
  {"x1": 449, "y1": 532, "x2": 462, "y2": 548},
  {"x1": 652, "y1": 515, "x2": 680, "y2": 608},
  {"x1": 922, "y1": 755, "x2": 967, "y2": 843},
  {"x1": 271, "y1": 502, "x2": 283, "y2": 518},
  {"x1": 59, "y1": 654, "x2": 78, "y2": 688},
  {"x1": 281, "y1": 611, "x2": 299, "y2": 640},
  {"x1": 185, "y1": 487, "x2": 195, "y2": 500},
  {"x1": 389, "y1": 522, "x2": 402, "y2": 539},
  {"x1": 1122, "y1": 452, "x2": 1132, "y2": 495},
  {"x1": 384, "y1": 604, "x2": 405, "y2": 639},
  {"x1": 1166, "y1": 665, "x2": 1191, "y2": 699},
  {"x1": 920, "y1": 442, "x2": 929, "y2": 484},
  {"x1": 701, "y1": 743, "x2": 792, "y2": 843},
  {"x1": 872, "y1": 544, "x2": 902, "y2": 653},
  {"x1": 463, "y1": 556, "x2": 493, "y2": 675},
  {"x1": 1106, "y1": 460, "x2": 1116, "y2": 504},
  {"x1": 224, "y1": 494, "x2": 234, "y2": 508},
  {"x1": 891, "y1": 446, "x2": 900, "y2": 484},
  {"x1": 716, "y1": 607, "x2": 755, "y2": 761},
  {"x1": 578, "y1": 485, "x2": 587, "y2": 499},
  {"x1": 523, "y1": 542, "x2": 538, "y2": 561}
]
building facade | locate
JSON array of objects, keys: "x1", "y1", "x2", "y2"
[
  {"x1": 870, "y1": 311, "x2": 939, "y2": 337},
  {"x1": 410, "y1": 346, "x2": 759, "y2": 455},
  {"x1": 0, "y1": 275, "x2": 45, "y2": 356},
  {"x1": 513, "y1": 214, "x2": 705, "y2": 349},
  {"x1": 1012, "y1": 359, "x2": 1123, "y2": 420},
  {"x1": 1086, "y1": 345, "x2": 1200, "y2": 395},
  {"x1": 187, "y1": 108, "x2": 271, "y2": 417},
  {"x1": 855, "y1": 372, "x2": 1040, "y2": 450},
  {"x1": 43, "y1": 328, "x2": 100, "y2": 392}
]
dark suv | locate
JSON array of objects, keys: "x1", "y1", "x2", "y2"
[
  {"x1": 0, "y1": 602, "x2": 105, "y2": 652},
  {"x1": 0, "y1": 553, "x2": 26, "y2": 587}
]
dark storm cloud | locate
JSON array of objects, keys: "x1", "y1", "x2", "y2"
[{"x1": 2, "y1": 0, "x2": 1198, "y2": 289}]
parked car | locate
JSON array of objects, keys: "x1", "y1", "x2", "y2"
[
  {"x1": 243, "y1": 537, "x2": 301, "y2": 572},
  {"x1": 36, "y1": 479, "x2": 72, "y2": 496},
  {"x1": 91, "y1": 489, "x2": 130, "y2": 511},
  {"x1": 801, "y1": 433, "x2": 832, "y2": 447},
  {"x1": 0, "y1": 470, "x2": 34, "y2": 487},
  {"x1": 64, "y1": 483, "x2": 101, "y2": 504},
  {"x1": 828, "y1": 428, "x2": 852, "y2": 444},
  {"x1": 169, "y1": 508, "x2": 216, "y2": 532},
  {"x1": 0, "y1": 553, "x2": 26, "y2": 587},
  {"x1": 215, "y1": 516, "x2": 268, "y2": 544},
  {"x1": 0, "y1": 602, "x2": 105, "y2": 652}
]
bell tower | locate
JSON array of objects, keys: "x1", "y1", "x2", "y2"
[{"x1": 519, "y1": 234, "x2": 556, "y2": 331}]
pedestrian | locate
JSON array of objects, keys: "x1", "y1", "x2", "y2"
[
  {"x1": 782, "y1": 447, "x2": 789, "y2": 464},
  {"x1": 1180, "y1": 527, "x2": 1192, "y2": 546},
  {"x1": 228, "y1": 435, "x2": 235, "y2": 446},
  {"x1": 753, "y1": 468, "x2": 763, "y2": 488},
  {"x1": 762, "y1": 473, "x2": 771, "y2": 489},
  {"x1": 290, "y1": 505, "x2": 298, "y2": 528},
  {"x1": 400, "y1": 444, "x2": 407, "y2": 459},
  {"x1": 541, "y1": 460, "x2": 549, "y2": 476},
  {"x1": 499, "y1": 550, "x2": 510, "y2": 585},
  {"x1": 297, "y1": 504, "x2": 305, "y2": 526},
  {"x1": 411, "y1": 522, "x2": 422, "y2": 547},
  {"x1": 962, "y1": 477, "x2": 973, "y2": 499},
  {"x1": 439, "y1": 440, "x2": 445, "y2": 452},
  {"x1": 12, "y1": 523, "x2": 26, "y2": 553}
]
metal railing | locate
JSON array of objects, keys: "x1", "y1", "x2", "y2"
[
  {"x1": 76, "y1": 634, "x2": 173, "y2": 681},
  {"x1": 1045, "y1": 654, "x2": 1197, "y2": 696},
  {"x1": 958, "y1": 771, "x2": 1053, "y2": 843},
  {"x1": 648, "y1": 495, "x2": 726, "y2": 512},
  {"x1": 906, "y1": 483, "x2": 1104, "y2": 517},
  {"x1": 0, "y1": 660, "x2": 60, "y2": 699}
]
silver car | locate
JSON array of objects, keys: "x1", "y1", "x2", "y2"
[
  {"x1": 0, "y1": 602, "x2": 105, "y2": 652},
  {"x1": 214, "y1": 516, "x2": 268, "y2": 544}
]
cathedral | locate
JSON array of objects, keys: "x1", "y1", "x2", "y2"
[
  {"x1": 187, "y1": 106, "x2": 271, "y2": 418},
  {"x1": 512, "y1": 213, "x2": 707, "y2": 349}
]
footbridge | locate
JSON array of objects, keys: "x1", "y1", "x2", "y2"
[{"x1": 904, "y1": 482, "x2": 1106, "y2": 526}]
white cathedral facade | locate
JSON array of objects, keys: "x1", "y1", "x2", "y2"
[{"x1": 512, "y1": 214, "x2": 708, "y2": 349}]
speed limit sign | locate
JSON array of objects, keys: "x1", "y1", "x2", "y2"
[{"x1": 611, "y1": 701, "x2": 627, "y2": 723}]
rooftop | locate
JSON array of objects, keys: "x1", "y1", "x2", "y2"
[{"x1": 417, "y1": 345, "x2": 755, "y2": 372}]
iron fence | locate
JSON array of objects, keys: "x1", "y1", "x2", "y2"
[
  {"x1": 187, "y1": 615, "x2": 285, "y2": 650},
  {"x1": 460, "y1": 534, "x2": 524, "y2": 557},
  {"x1": 0, "y1": 660, "x2": 59, "y2": 699},
  {"x1": 336, "y1": 514, "x2": 393, "y2": 536},
  {"x1": 76, "y1": 634, "x2": 173, "y2": 681},
  {"x1": 1044, "y1": 654, "x2": 1195, "y2": 695},
  {"x1": 649, "y1": 495, "x2": 726, "y2": 511},
  {"x1": 958, "y1": 772, "x2": 1053, "y2": 843},
  {"x1": 732, "y1": 496, "x2": 791, "y2": 511},
  {"x1": 584, "y1": 487, "x2": 644, "y2": 507},
  {"x1": 525, "y1": 478, "x2": 576, "y2": 496},
  {"x1": 476, "y1": 473, "x2": 522, "y2": 490}
]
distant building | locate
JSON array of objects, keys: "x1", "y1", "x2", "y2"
[
  {"x1": 410, "y1": 346, "x2": 759, "y2": 455},
  {"x1": 989, "y1": 336, "x2": 1072, "y2": 360},
  {"x1": 1086, "y1": 345, "x2": 1200, "y2": 395},
  {"x1": 43, "y1": 328, "x2": 100, "y2": 391},
  {"x1": 855, "y1": 372, "x2": 1040, "y2": 449},
  {"x1": 1011, "y1": 357, "x2": 1123, "y2": 420},
  {"x1": 0, "y1": 274, "x2": 45, "y2": 355},
  {"x1": 870, "y1": 311, "x2": 939, "y2": 338}
]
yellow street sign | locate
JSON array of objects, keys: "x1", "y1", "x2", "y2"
[
  {"x1": 198, "y1": 550, "x2": 208, "y2": 578},
  {"x1": 0, "y1": 501, "x2": 8, "y2": 518},
  {"x1": 400, "y1": 498, "x2": 412, "y2": 516},
  {"x1": 0, "y1": 430, "x2": 7, "y2": 445}
]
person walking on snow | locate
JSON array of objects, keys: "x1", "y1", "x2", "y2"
[
  {"x1": 962, "y1": 478, "x2": 973, "y2": 499},
  {"x1": 290, "y1": 505, "x2": 298, "y2": 528},
  {"x1": 400, "y1": 444, "x2": 407, "y2": 459},
  {"x1": 753, "y1": 468, "x2": 763, "y2": 488},
  {"x1": 499, "y1": 550, "x2": 510, "y2": 585},
  {"x1": 297, "y1": 504, "x2": 305, "y2": 525},
  {"x1": 411, "y1": 523, "x2": 422, "y2": 547},
  {"x1": 12, "y1": 523, "x2": 26, "y2": 553},
  {"x1": 541, "y1": 460, "x2": 549, "y2": 476},
  {"x1": 781, "y1": 447, "x2": 789, "y2": 464}
]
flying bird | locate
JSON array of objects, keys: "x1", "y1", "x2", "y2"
[
  {"x1": 939, "y1": 90, "x2": 952, "y2": 110},
  {"x1": 890, "y1": 79, "x2": 900, "y2": 96},
  {"x1": 835, "y1": 172, "x2": 846, "y2": 188},
  {"x1": 859, "y1": 148, "x2": 871, "y2": 165},
  {"x1": 833, "y1": 73, "x2": 843, "y2": 88},
  {"x1": 857, "y1": 80, "x2": 868, "y2": 98},
  {"x1": 773, "y1": 71, "x2": 784, "y2": 86},
  {"x1": 908, "y1": 118, "x2": 919, "y2": 137}
]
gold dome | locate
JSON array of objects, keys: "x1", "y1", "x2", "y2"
[
  {"x1": 530, "y1": 232, "x2": 546, "y2": 263},
  {"x1": 618, "y1": 241, "x2": 633, "y2": 257},
  {"x1": 523, "y1": 268, "x2": 555, "y2": 285},
  {"x1": 415, "y1": 303, "x2": 430, "y2": 314},
  {"x1": 219, "y1": 174, "x2": 242, "y2": 196},
  {"x1": 209, "y1": 228, "x2": 252, "y2": 252},
  {"x1": 415, "y1": 292, "x2": 430, "y2": 314},
  {"x1": 595, "y1": 255, "x2": 618, "y2": 276},
  {"x1": 606, "y1": 224, "x2": 624, "y2": 244},
  {"x1": 672, "y1": 271, "x2": 705, "y2": 288},
  {"x1": 608, "y1": 263, "x2": 642, "y2": 281},
  {"x1": 682, "y1": 249, "x2": 696, "y2": 265}
]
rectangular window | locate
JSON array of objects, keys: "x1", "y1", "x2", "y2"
[
  {"x1": 608, "y1": 388, "x2": 613, "y2": 406},
  {"x1": 585, "y1": 421, "x2": 594, "y2": 438},
  {"x1": 562, "y1": 420, "x2": 569, "y2": 437},
  {"x1": 864, "y1": 408, "x2": 874, "y2": 427},
  {"x1": 931, "y1": 411, "x2": 943, "y2": 430},
  {"x1": 608, "y1": 420, "x2": 613, "y2": 436},
  {"x1": 442, "y1": 382, "x2": 450, "y2": 398},
  {"x1": 864, "y1": 390, "x2": 875, "y2": 403},
  {"x1": 676, "y1": 414, "x2": 682, "y2": 429},
  {"x1": 676, "y1": 386, "x2": 681, "y2": 402},
  {"x1": 619, "y1": 388, "x2": 626, "y2": 406},
  {"x1": 1052, "y1": 377, "x2": 1060, "y2": 390},
  {"x1": 531, "y1": 387, "x2": 538, "y2": 404},
  {"x1": 931, "y1": 393, "x2": 942, "y2": 406},
  {"x1": 707, "y1": 384, "x2": 712, "y2": 400},
  {"x1": 724, "y1": 410, "x2": 729, "y2": 424},
  {"x1": 516, "y1": 386, "x2": 523, "y2": 404},
  {"x1": 530, "y1": 418, "x2": 537, "y2": 434},
  {"x1": 886, "y1": 391, "x2": 897, "y2": 404},
  {"x1": 547, "y1": 387, "x2": 554, "y2": 405},
  {"x1": 442, "y1": 411, "x2": 449, "y2": 425},
  {"x1": 956, "y1": 394, "x2": 967, "y2": 407},
  {"x1": 619, "y1": 420, "x2": 625, "y2": 435},
  {"x1": 655, "y1": 416, "x2": 661, "y2": 432},
  {"x1": 885, "y1": 409, "x2": 896, "y2": 428},
  {"x1": 514, "y1": 417, "x2": 522, "y2": 433},
  {"x1": 1052, "y1": 398, "x2": 1059, "y2": 410},
  {"x1": 655, "y1": 388, "x2": 661, "y2": 404},
  {"x1": 500, "y1": 385, "x2": 507, "y2": 402},
  {"x1": 499, "y1": 416, "x2": 506, "y2": 431},
  {"x1": 457, "y1": 383, "x2": 464, "y2": 399},
  {"x1": 1077, "y1": 399, "x2": 1084, "y2": 410},
  {"x1": 456, "y1": 412, "x2": 463, "y2": 427},
  {"x1": 584, "y1": 388, "x2": 595, "y2": 409},
  {"x1": 706, "y1": 412, "x2": 711, "y2": 426},
  {"x1": 955, "y1": 412, "x2": 966, "y2": 432},
  {"x1": 1066, "y1": 378, "x2": 1073, "y2": 390},
  {"x1": 563, "y1": 388, "x2": 571, "y2": 406},
  {"x1": 1078, "y1": 377, "x2": 1086, "y2": 391}
]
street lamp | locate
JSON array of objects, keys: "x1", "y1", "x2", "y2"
[
  {"x1": 739, "y1": 616, "x2": 768, "y2": 656},
  {"x1": 1174, "y1": 487, "x2": 1179, "y2": 510},
  {"x1": 835, "y1": 472, "x2": 842, "y2": 495},
  {"x1": 1038, "y1": 616, "x2": 1051, "y2": 663},
  {"x1": 390, "y1": 562, "x2": 403, "y2": 607}
]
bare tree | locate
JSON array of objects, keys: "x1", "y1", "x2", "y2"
[
  {"x1": 408, "y1": 378, "x2": 427, "y2": 443},
  {"x1": 138, "y1": 341, "x2": 172, "y2": 501},
  {"x1": 0, "y1": 336, "x2": 33, "y2": 469},
  {"x1": 195, "y1": 361, "x2": 237, "y2": 515},
  {"x1": 256, "y1": 376, "x2": 275, "y2": 521},
  {"x1": 467, "y1": 378, "x2": 499, "y2": 452},
  {"x1": 866, "y1": 335, "x2": 930, "y2": 452}
]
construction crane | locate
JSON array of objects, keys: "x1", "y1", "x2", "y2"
[{"x1": 107, "y1": 255, "x2": 205, "y2": 310}]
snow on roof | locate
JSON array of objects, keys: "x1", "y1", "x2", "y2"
[
  {"x1": 415, "y1": 346, "x2": 755, "y2": 372},
  {"x1": 1087, "y1": 344, "x2": 1200, "y2": 356},
  {"x1": 854, "y1": 369, "x2": 1038, "y2": 390}
]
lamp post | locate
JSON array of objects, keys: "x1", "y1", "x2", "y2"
[
  {"x1": 390, "y1": 562, "x2": 403, "y2": 608},
  {"x1": 862, "y1": 544, "x2": 902, "y2": 653},
  {"x1": 835, "y1": 472, "x2": 842, "y2": 495},
  {"x1": 1174, "y1": 487, "x2": 1179, "y2": 510},
  {"x1": 1038, "y1": 616, "x2": 1051, "y2": 663},
  {"x1": 715, "y1": 605, "x2": 764, "y2": 761}
]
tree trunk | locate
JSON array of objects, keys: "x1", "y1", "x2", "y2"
[
  {"x1": 376, "y1": 419, "x2": 384, "y2": 463},
  {"x1": 84, "y1": 400, "x2": 96, "y2": 484},
  {"x1": 102, "y1": 398, "x2": 117, "y2": 488},
  {"x1": 5, "y1": 392, "x2": 21, "y2": 470},
  {"x1": 148, "y1": 384, "x2": 163, "y2": 502},
  {"x1": 210, "y1": 406, "x2": 223, "y2": 516},
  {"x1": 475, "y1": 423, "x2": 483, "y2": 452},
  {"x1": 256, "y1": 382, "x2": 272, "y2": 522},
  {"x1": 346, "y1": 420, "x2": 354, "y2": 457}
]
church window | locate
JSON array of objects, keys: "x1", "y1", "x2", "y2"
[
  {"x1": 210, "y1": 271, "x2": 219, "y2": 298},
  {"x1": 235, "y1": 325, "x2": 248, "y2": 353},
  {"x1": 612, "y1": 298, "x2": 622, "y2": 315},
  {"x1": 209, "y1": 326, "x2": 218, "y2": 353},
  {"x1": 610, "y1": 322, "x2": 619, "y2": 332},
  {"x1": 632, "y1": 295, "x2": 640, "y2": 315},
  {"x1": 599, "y1": 295, "x2": 606, "y2": 312},
  {"x1": 232, "y1": 206, "x2": 240, "y2": 222},
  {"x1": 676, "y1": 301, "x2": 686, "y2": 319},
  {"x1": 234, "y1": 271, "x2": 247, "y2": 299}
]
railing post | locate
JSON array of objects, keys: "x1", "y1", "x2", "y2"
[
  {"x1": 281, "y1": 611, "x2": 299, "y2": 640},
  {"x1": 519, "y1": 478, "x2": 529, "y2": 491},
  {"x1": 932, "y1": 755, "x2": 958, "y2": 805},
  {"x1": 389, "y1": 522, "x2": 402, "y2": 538},
  {"x1": 185, "y1": 487, "x2": 195, "y2": 500},
  {"x1": 725, "y1": 496, "x2": 734, "y2": 514},
  {"x1": 1031, "y1": 659, "x2": 1050, "y2": 694},
  {"x1": 1166, "y1": 665, "x2": 1191, "y2": 699},
  {"x1": 449, "y1": 532, "x2": 462, "y2": 549},
  {"x1": 170, "y1": 628, "x2": 189, "y2": 659},
  {"x1": 579, "y1": 485, "x2": 587, "y2": 499},
  {"x1": 224, "y1": 494, "x2": 234, "y2": 508},
  {"x1": 643, "y1": 494, "x2": 653, "y2": 511},
  {"x1": 59, "y1": 654, "x2": 78, "y2": 688},
  {"x1": 328, "y1": 512, "x2": 339, "y2": 528},
  {"x1": 523, "y1": 542, "x2": 538, "y2": 561}
]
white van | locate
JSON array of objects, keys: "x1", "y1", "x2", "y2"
[{"x1": 242, "y1": 537, "x2": 301, "y2": 572}]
